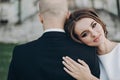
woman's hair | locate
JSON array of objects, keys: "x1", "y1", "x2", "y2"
[{"x1": 64, "y1": 9, "x2": 108, "y2": 43}]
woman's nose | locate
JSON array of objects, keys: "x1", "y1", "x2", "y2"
[{"x1": 91, "y1": 30, "x2": 98, "y2": 37}]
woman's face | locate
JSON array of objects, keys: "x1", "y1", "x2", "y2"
[{"x1": 74, "y1": 18, "x2": 106, "y2": 47}]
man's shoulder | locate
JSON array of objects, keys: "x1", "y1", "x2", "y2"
[{"x1": 14, "y1": 39, "x2": 39, "y2": 51}]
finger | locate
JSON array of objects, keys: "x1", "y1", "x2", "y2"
[
  {"x1": 63, "y1": 57, "x2": 79, "y2": 70},
  {"x1": 64, "y1": 56, "x2": 80, "y2": 68},
  {"x1": 62, "y1": 61, "x2": 75, "y2": 72},
  {"x1": 63, "y1": 67, "x2": 77, "y2": 79},
  {"x1": 78, "y1": 59, "x2": 89, "y2": 67}
]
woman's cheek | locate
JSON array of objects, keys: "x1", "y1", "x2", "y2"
[{"x1": 81, "y1": 37, "x2": 93, "y2": 45}]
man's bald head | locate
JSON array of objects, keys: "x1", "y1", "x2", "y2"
[{"x1": 39, "y1": 0, "x2": 68, "y2": 17}]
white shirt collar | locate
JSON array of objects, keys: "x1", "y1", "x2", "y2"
[{"x1": 44, "y1": 28, "x2": 65, "y2": 33}]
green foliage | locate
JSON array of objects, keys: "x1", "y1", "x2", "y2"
[{"x1": 0, "y1": 43, "x2": 16, "y2": 80}]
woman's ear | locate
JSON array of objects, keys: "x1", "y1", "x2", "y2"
[
  {"x1": 66, "y1": 11, "x2": 71, "y2": 19},
  {"x1": 39, "y1": 14, "x2": 43, "y2": 23}
]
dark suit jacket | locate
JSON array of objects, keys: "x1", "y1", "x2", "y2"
[{"x1": 8, "y1": 32, "x2": 100, "y2": 80}]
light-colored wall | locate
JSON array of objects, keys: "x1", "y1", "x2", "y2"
[
  {"x1": 0, "y1": 1, "x2": 18, "y2": 24},
  {"x1": 74, "y1": 0, "x2": 118, "y2": 15},
  {"x1": 21, "y1": 0, "x2": 38, "y2": 21}
]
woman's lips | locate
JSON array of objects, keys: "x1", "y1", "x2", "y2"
[{"x1": 93, "y1": 34, "x2": 101, "y2": 42}]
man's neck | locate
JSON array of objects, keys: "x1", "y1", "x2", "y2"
[{"x1": 43, "y1": 19, "x2": 65, "y2": 30}]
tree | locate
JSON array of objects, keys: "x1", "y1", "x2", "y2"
[
  {"x1": 17, "y1": 0, "x2": 22, "y2": 24},
  {"x1": 116, "y1": 0, "x2": 120, "y2": 17}
]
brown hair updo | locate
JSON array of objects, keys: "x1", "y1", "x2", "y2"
[{"x1": 64, "y1": 9, "x2": 108, "y2": 43}]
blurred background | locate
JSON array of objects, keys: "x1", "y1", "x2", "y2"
[{"x1": 0, "y1": 0, "x2": 120, "y2": 80}]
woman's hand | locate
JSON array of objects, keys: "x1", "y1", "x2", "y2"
[{"x1": 62, "y1": 56, "x2": 99, "y2": 80}]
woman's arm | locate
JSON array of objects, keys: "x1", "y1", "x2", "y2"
[{"x1": 62, "y1": 56, "x2": 100, "y2": 80}]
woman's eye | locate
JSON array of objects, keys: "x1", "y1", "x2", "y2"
[
  {"x1": 81, "y1": 32, "x2": 88, "y2": 38},
  {"x1": 92, "y1": 23, "x2": 97, "y2": 28}
]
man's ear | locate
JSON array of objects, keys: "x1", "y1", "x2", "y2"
[
  {"x1": 66, "y1": 11, "x2": 71, "y2": 19},
  {"x1": 39, "y1": 14, "x2": 43, "y2": 23}
]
